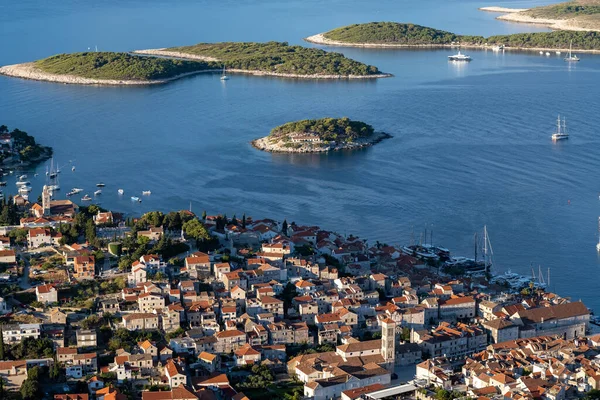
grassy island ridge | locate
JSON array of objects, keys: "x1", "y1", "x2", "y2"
[
  {"x1": 166, "y1": 41, "x2": 382, "y2": 76},
  {"x1": 34, "y1": 52, "x2": 214, "y2": 81},
  {"x1": 252, "y1": 117, "x2": 391, "y2": 153},
  {"x1": 313, "y1": 21, "x2": 600, "y2": 50}
]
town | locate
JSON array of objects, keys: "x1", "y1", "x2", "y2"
[{"x1": 0, "y1": 185, "x2": 598, "y2": 400}]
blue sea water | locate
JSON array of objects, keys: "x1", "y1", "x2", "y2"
[{"x1": 1, "y1": 0, "x2": 599, "y2": 310}]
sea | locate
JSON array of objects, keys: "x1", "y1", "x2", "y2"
[{"x1": 1, "y1": 0, "x2": 599, "y2": 311}]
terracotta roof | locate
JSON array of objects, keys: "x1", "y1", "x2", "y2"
[{"x1": 517, "y1": 302, "x2": 589, "y2": 324}]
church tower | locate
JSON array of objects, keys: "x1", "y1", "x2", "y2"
[
  {"x1": 42, "y1": 185, "x2": 51, "y2": 216},
  {"x1": 381, "y1": 317, "x2": 396, "y2": 370}
]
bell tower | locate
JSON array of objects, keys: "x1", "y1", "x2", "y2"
[
  {"x1": 381, "y1": 317, "x2": 396, "y2": 369},
  {"x1": 42, "y1": 185, "x2": 51, "y2": 216}
]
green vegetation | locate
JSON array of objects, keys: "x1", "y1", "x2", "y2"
[
  {"x1": 0, "y1": 125, "x2": 52, "y2": 164},
  {"x1": 168, "y1": 41, "x2": 381, "y2": 76},
  {"x1": 270, "y1": 117, "x2": 374, "y2": 142},
  {"x1": 323, "y1": 22, "x2": 482, "y2": 45},
  {"x1": 320, "y1": 22, "x2": 600, "y2": 50},
  {"x1": 34, "y1": 52, "x2": 214, "y2": 81},
  {"x1": 524, "y1": 1, "x2": 600, "y2": 19}
]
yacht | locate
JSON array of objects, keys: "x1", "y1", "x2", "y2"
[
  {"x1": 72, "y1": 166, "x2": 76, "y2": 172},
  {"x1": 564, "y1": 41, "x2": 580, "y2": 62},
  {"x1": 448, "y1": 49, "x2": 472, "y2": 62},
  {"x1": 94, "y1": 190, "x2": 102, "y2": 196},
  {"x1": 82, "y1": 194, "x2": 92, "y2": 201},
  {"x1": 18, "y1": 186, "x2": 31, "y2": 194},
  {"x1": 96, "y1": 183, "x2": 106, "y2": 187},
  {"x1": 118, "y1": 189, "x2": 124, "y2": 195},
  {"x1": 492, "y1": 44, "x2": 504, "y2": 51},
  {"x1": 539, "y1": 51, "x2": 544, "y2": 55},
  {"x1": 131, "y1": 196, "x2": 141, "y2": 202},
  {"x1": 71, "y1": 188, "x2": 83, "y2": 194},
  {"x1": 0, "y1": 182, "x2": 6, "y2": 187},
  {"x1": 47, "y1": 184, "x2": 60, "y2": 191},
  {"x1": 545, "y1": 52, "x2": 551, "y2": 56},
  {"x1": 16, "y1": 180, "x2": 29, "y2": 186},
  {"x1": 551, "y1": 115, "x2": 569, "y2": 141},
  {"x1": 142, "y1": 190, "x2": 151, "y2": 195}
]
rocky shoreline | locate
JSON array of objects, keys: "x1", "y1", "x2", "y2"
[
  {"x1": 251, "y1": 132, "x2": 392, "y2": 154},
  {"x1": 480, "y1": 5, "x2": 600, "y2": 32},
  {"x1": 0, "y1": 62, "x2": 219, "y2": 86},
  {"x1": 133, "y1": 48, "x2": 392, "y2": 79},
  {"x1": 305, "y1": 32, "x2": 600, "y2": 54}
]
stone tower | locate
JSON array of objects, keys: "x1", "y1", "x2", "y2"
[
  {"x1": 381, "y1": 317, "x2": 396, "y2": 369},
  {"x1": 42, "y1": 185, "x2": 51, "y2": 216}
]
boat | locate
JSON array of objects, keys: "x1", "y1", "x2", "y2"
[
  {"x1": 71, "y1": 188, "x2": 83, "y2": 194},
  {"x1": 96, "y1": 183, "x2": 105, "y2": 187},
  {"x1": 142, "y1": 190, "x2": 151, "y2": 195},
  {"x1": 551, "y1": 114, "x2": 569, "y2": 141},
  {"x1": 81, "y1": 195, "x2": 92, "y2": 201},
  {"x1": 448, "y1": 49, "x2": 472, "y2": 62},
  {"x1": 545, "y1": 52, "x2": 551, "y2": 56},
  {"x1": 0, "y1": 182, "x2": 6, "y2": 186},
  {"x1": 220, "y1": 65, "x2": 229, "y2": 80},
  {"x1": 72, "y1": 166, "x2": 75, "y2": 171},
  {"x1": 539, "y1": 51, "x2": 544, "y2": 55},
  {"x1": 15, "y1": 180, "x2": 29, "y2": 186},
  {"x1": 118, "y1": 189, "x2": 124, "y2": 195},
  {"x1": 18, "y1": 186, "x2": 31, "y2": 194},
  {"x1": 19, "y1": 175, "x2": 27, "y2": 180},
  {"x1": 492, "y1": 45, "x2": 504, "y2": 51},
  {"x1": 66, "y1": 191, "x2": 76, "y2": 197},
  {"x1": 94, "y1": 190, "x2": 102, "y2": 196},
  {"x1": 131, "y1": 196, "x2": 141, "y2": 202},
  {"x1": 47, "y1": 184, "x2": 60, "y2": 191},
  {"x1": 556, "y1": 51, "x2": 561, "y2": 55},
  {"x1": 0, "y1": 193, "x2": 4, "y2": 200},
  {"x1": 564, "y1": 40, "x2": 580, "y2": 62},
  {"x1": 596, "y1": 217, "x2": 600, "y2": 252}
]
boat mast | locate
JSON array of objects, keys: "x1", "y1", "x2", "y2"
[
  {"x1": 547, "y1": 267, "x2": 550, "y2": 288},
  {"x1": 557, "y1": 114, "x2": 561, "y2": 135},
  {"x1": 474, "y1": 232, "x2": 478, "y2": 262}
]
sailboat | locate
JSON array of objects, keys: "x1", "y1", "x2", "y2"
[
  {"x1": 47, "y1": 158, "x2": 60, "y2": 190},
  {"x1": 220, "y1": 65, "x2": 229, "y2": 80},
  {"x1": 596, "y1": 217, "x2": 600, "y2": 252},
  {"x1": 564, "y1": 41, "x2": 580, "y2": 62},
  {"x1": 551, "y1": 115, "x2": 569, "y2": 141}
]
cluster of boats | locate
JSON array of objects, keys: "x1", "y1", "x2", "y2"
[
  {"x1": 490, "y1": 266, "x2": 550, "y2": 291},
  {"x1": 448, "y1": 41, "x2": 580, "y2": 63},
  {"x1": 71, "y1": 183, "x2": 151, "y2": 202}
]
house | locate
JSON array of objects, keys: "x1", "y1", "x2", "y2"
[
  {"x1": 0, "y1": 297, "x2": 10, "y2": 314},
  {"x1": 186, "y1": 252, "x2": 211, "y2": 279},
  {"x1": 28, "y1": 228, "x2": 52, "y2": 248},
  {"x1": 93, "y1": 211, "x2": 113, "y2": 225},
  {"x1": 165, "y1": 359, "x2": 187, "y2": 387},
  {"x1": 138, "y1": 340, "x2": 158, "y2": 360},
  {"x1": 57, "y1": 347, "x2": 78, "y2": 363},
  {"x1": 138, "y1": 293, "x2": 165, "y2": 313},
  {"x1": 73, "y1": 256, "x2": 95, "y2": 280},
  {"x1": 138, "y1": 226, "x2": 164, "y2": 242},
  {"x1": 122, "y1": 313, "x2": 159, "y2": 331},
  {"x1": 141, "y1": 386, "x2": 198, "y2": 400},
  {"x1": 482, "y1": 318, "x2": 519, "y2": 344},
  {"x1": 0, "y1": 360, "x2": 28, "y2": 390},
  {"x1": 36, "y1": 284, "x2": 58, "y2": 304},
  {"x1": 234, "y1": 344, "x2": 261, "y2": 366},
  {"x1": 438, "y1": 296, "x2": 476, "y2": 321},
  {"x1": 259, "y1": 296, "x2": 284, "y2": 318},
  {"x1": 76, "y1": 329, "x2": 97, "y2": 348},
  {"x1": 198, "y1": 351, "x2": 218, "y2": 373},
  {"x1": 128, "y1": 263, "x2": 147, "y2": 286},
  {"x1": 54, "y1": 394, "x2": 89, "y2": 400},
  {"x1": 512, "y1": 301, "x2": 590, "y2": 339},
  {"x1": 0, "y1": 249, "x2": 16, "y2": 263},
  {"x1": 50, "y1": 308, "x2": 67, "y2": 324},
  {"x1": 214, "y1": 330, "x2": 247, "y2": 353},
  {"x1": 1, "y1": 323, "x2": 41, "y2": 343}
]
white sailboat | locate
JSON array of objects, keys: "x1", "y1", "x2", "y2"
[
  {"x1": 564, "y1": 40, "x2": 580, "y2": 62},
  {"x1": 596, "y1": 217, "x2": 600, "y2": 252},
  {"x1": 551, "y1": 115, "x2": 569, "y2": 141},
  {"x1": 220, "y1": 65, "x2": 229, "y2": 80}
]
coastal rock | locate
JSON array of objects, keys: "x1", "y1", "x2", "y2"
[{"x1": 251, "y1": 131, "x2": 392, "y2": 154}]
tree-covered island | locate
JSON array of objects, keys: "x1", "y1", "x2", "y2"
[
  {"x1": 0, "y1": 125, "x2": 52, "y2": 166},
  {"x1": 306, "y1": 21, "x2": 600, "y2": 51},
  {"x1": 252, "y1": 117, "x2": 392, "y2": 153},
  {"x1": 0, "y1": 42, "x2": 389, "y2": 86}
]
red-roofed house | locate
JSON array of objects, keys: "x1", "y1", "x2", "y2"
[{"x1": 36, "y1": 284, "x2": 58, "y2": 304}]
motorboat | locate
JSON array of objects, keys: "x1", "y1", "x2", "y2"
[
  {"x1": 72, "y1": 166, "x2": 76, "y2": 171},
  {"x1": 131, "y1": 196, "x2": 141, "y2": 202},
  {"x1": 0, "y1": 182, "x2": 6, "y2": 187},
  {"x1": 16, "y1": 180, "x2": 29, "y2": 186},
  {"x1": 539, "y1": 51, "x2": 544, "y2": 55},
  {"x1": 492, "y1": 45, "x2": 504, "y2": 51},
  {"x1": 545, "y1": 52, "x2": 551, "y2": 56},
  {"x1": 94, "y1": 190, "x2": 102, "y2": 196},
  {"x1": 142, "y1": 190, "x2": 151, "y2": 195},
  {"x1": 47, "y1": 184, "x2": 60, "y2": 191},
  {"x1": 448, "y1": 49, "x2": 472, "y2": 62},
  {"x1": 96, "y1": 183, "x2": 106, "y2": 187},
  {"x1": 19, "y1": 175, "x2": 27, "y2": 180},
  {"x1": 82, "y1": 195, "x2": 92, "y2": 201},
  {"x1": 71, "y1": 188, "x2": 83, "y2": 194},
  {"x1": 118, "y1": 189, "x2": 124, "y2": 195}
]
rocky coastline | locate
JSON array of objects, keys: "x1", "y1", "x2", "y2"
[
  {"x1": 480, "y1": 5, "x2": 600, "y2": 32},
  {"x1": 251, "y1": 131, "x2": 392, "y2": 154}
]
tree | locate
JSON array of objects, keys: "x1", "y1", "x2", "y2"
[
  {"x1": 201, "y1": 210, "x2": 207, "y2": 221},
  {"x1": 282, "y1": 219, "x2": 288, "y2": 236},
  {"x1": 241, "y1": 213, "x2": 246, "y2": 228},
  {"x1": 20, "y1": 378, "x2": 40, "y2": 400},
  {"x1": 0, "y1": 327, "x2": 4, "y2": 360},
  {"x1": 49, "y1": 361, "x2": 60, "y2": 380},
  {"x1": 182, "y1": 219, "x2": 211, "y2": 241},
  {"x1": 585, "y1": 389, "x2": 600, "y2": 400}
]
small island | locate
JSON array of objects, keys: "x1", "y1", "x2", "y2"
[
  {"x1": 481, "y1": 0, "x2": 600, "y2": 32},
  {"x1": 0, "y1": 52, "x2": 216, "y2": 85},
  {"x1": 252, "y1": 117, "x2": 391, "y2": 153},
  {"x1": 134, "y1": 41, "x2": 390, "y2": 79},
  {"x1": 306, "y1": 21, "x2": 600, "y2": 52},
  {"x1": 0, "y1": 125, "x2": 52, "y2": 166}
]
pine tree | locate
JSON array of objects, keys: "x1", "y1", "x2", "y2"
[
  {"x1": 201, "y1": 210, "x2": 207, "y2": 221},
  {"x1": 0, "y1": 326, "x2": 5, "y2": 359},
  {"x1": 242, "y1": 213, "x2": 246, "y2": 229}
]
